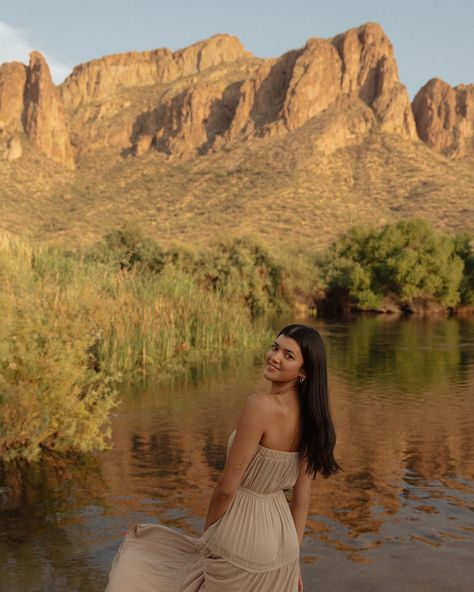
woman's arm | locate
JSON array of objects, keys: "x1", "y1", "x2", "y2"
[
  {"x1": 289, "y1": 457, "x2": 312, "y2": 545},
  {"x1": 203, "y1": 394, "x2": 273, "y2": 532}
]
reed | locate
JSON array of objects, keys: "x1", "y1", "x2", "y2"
[{"x1": 92, "y1": 266, "x2": 265, "y2": 377}]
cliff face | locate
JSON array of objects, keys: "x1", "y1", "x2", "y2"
[
  {"x1": 0, "y1": 53, "x2": 74, "y2": 168},
  {"x1": 283, "y1": 24, "x2": 416, "y2": 137},
  {"x1": 412, "y1": 78, "x2": 474, "y2": 158},
  {"x1": 0, "y1": 62, "x2": 26, "y2": 127},
  {"x1": 126, "y1": 23, "x2": 417, "y2": 159}
]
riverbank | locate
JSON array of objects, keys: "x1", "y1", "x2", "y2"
[{"x1": 1, "y1": 219, "x2": 473, "y2": 461}]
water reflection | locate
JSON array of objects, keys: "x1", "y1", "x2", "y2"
[
  {"x1": 1, "y1": 316, "x2": 474, "y2": 591},
  {"x1": 325, "y1": 315, "x2": 474, "y2": 395}
]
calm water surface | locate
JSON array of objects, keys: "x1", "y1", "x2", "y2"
[{"x1": 1, "y1": 316, "x2": 474, "y2": 592}]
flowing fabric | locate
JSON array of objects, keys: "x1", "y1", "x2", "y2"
[{"x1": 105, "y1": 430, "x2": 302, "y2": 591}]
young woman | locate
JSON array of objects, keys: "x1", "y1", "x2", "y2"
[{"x1": 105, "y1": 324, "x2": 340, "y2": 592}]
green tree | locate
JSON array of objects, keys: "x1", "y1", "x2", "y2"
[{"x1": 323, "y1": 219, "x2": 466, "y2": 312}]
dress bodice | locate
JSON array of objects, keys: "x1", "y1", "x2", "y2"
[
  {"x1": 226, "y1": 430, "x2": 301, "y2": 494},
  {"x1": 197, "y1": 431, "x2": 302, "y2": 572}
]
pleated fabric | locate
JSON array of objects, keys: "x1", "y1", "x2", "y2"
[{"x1": 105, "y1": 430, "x2": 302, "y2": 591}]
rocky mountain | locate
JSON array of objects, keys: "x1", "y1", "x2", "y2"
[{"x1": 0, "y1": 23, "x2": 472, "y2": 246}]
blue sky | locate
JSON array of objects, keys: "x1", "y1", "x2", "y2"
[{"x1": 0, "y1": 0, "x2": 472, "y2": 97}]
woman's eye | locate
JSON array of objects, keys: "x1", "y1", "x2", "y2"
[{"x1": 271, "y1": 344, "x2": 278, "y2": 351}]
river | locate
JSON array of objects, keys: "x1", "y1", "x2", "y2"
[{"x1": 1, "y1": 315, "x2": 473, "y2": 591}]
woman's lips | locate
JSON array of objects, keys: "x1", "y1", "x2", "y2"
[{"x1": 266, "y1": 363, "x2": 280, "y2": 372}]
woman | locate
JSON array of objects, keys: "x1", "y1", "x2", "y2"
[{"x1": 105, "y1": 324, "x2": 340, "y2": 592}]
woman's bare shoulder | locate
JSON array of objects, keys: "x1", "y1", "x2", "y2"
[
  {"x1": 233, "y1": 393, "x2": 277, "y2": 438},
  {"x1": 245, "y1": 392, "x2": 279, "y2": 409},
  {"x1": 241, "y1": 393, "x2": 281, "y2": 420}
]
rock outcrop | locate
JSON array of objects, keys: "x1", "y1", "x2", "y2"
[
  {"x1": 0, "y1": 53, "x2": 74, "y2": 168},
  {"x1": 222, "y1": 22, "x2": 414, "y2": 143},
  {"x1": 60, "y1": 34, "x2": 250, "y2": 111},
  {"x1": 254, "y1": 22, "x2": 416, "y2": 139},
  {"x1": 23, "y1": 52, "x2": 74, "y2": 168},
  {"x1": 130, "y1": 79, "x2": 243, "y2": 158},
  {"x1": 0, "y1": 62, "x2": 27, "y2": 127},
  {"x1": 412, "y1": 78, "x2": 474, "y2": 158},
  {"x1": 129, "y1": 23, "x2": 417, "y2": 159},
  {"x1": 0, "y1": 62, "x2": 27, "y2": 161}
]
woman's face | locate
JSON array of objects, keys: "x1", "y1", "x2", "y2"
[{"x1": 263, "y1": 333, "x2": 304, "y2": 384}]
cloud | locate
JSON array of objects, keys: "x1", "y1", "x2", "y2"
[{"x1": 0, "y1": 21, "x2": 71, "y2": 84}]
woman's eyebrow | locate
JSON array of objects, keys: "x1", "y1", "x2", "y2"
[{"x1": 274, "y1": 342, "x2": 295, "y2": 355}]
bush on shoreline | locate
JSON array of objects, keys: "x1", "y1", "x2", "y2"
[
  {"x1": 321, "y1": 219, "x2": 470, "y2": 313},
  {"x1": 454, "y1": 232, "x2": 474, "y2": 306},
  {"x1": 87, "y1": 227, "x2": 300, "y2": 316},
  {"x1": 0, "y1": 237, "x2": 118, "y2": 462}
]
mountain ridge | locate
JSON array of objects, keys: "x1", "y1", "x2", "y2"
[{"x1": 0, "y1": 23, "x2": 472, "y2": 247}]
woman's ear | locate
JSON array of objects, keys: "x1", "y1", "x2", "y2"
[{"x1": 299, "y1": 364, "x2": 306, "y2": 380}]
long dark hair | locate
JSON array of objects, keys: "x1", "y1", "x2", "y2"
[{"x1": 278, "y1": 324, "x2": 341, "y2": 479}]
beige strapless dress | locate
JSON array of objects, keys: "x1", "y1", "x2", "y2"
[{"x1": 105, "y1": 430, "x2": 302, "y2": 591}]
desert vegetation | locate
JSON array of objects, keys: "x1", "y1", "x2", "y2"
[{"x1": 1, "y1": 220, "x2": 472, "y2": 462}]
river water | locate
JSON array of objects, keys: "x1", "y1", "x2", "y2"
[{"x1": 1, "y1": 316, "x2": 473, "y2": 592}]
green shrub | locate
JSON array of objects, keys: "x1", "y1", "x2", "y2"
[
  {"x1": 323, "y1": 219, "x2": 466, "y2": 311},
  {"x1": 197, "y1": 236, "x2": 283, "y2": 316},
  {"x1": 0, "y1": 236, "x2": 118, "y2": 462},
  {"x1": 86, "y1": 222, "x2": 165, "y2": 272},
  {"x1": 162, "y1": 235, "x2": 287, "y2": 316},
  {"x1": 272, "y1": 242, "x2": 324, "y2": 312}
]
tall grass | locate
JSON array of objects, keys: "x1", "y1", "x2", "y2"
[
  {"x1": 0, "y1": 236, "x2": 117, "y2": 461},
  {"x1": 92, "y1": 266, "x2": 266, "y2": 376}
]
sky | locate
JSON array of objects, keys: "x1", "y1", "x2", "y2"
[{"x1": 0, "y1": 0, "x2": 472, "y2": 97}]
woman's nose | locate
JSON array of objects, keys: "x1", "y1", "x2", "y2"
[{"x1": 270, "y1": 351, "x2": 282, "y2": 363}]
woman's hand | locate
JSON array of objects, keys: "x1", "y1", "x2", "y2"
[{"x1": 298, "y1": 565, "x2": 303, "y2": 591}]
